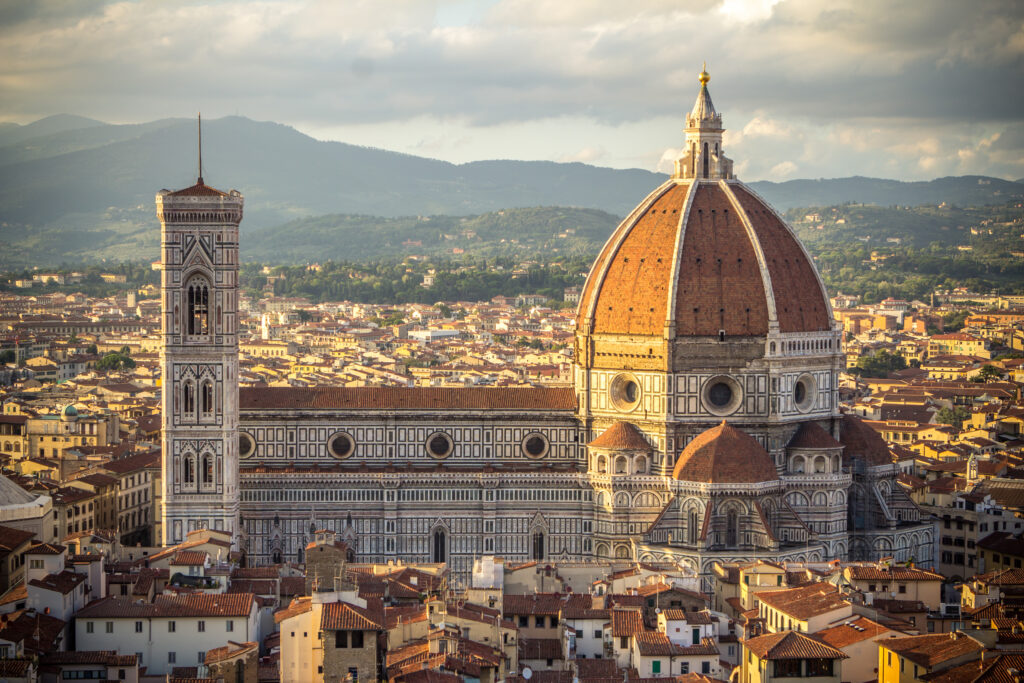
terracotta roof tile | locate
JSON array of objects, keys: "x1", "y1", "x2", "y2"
[
  {"x1": 787, "y1": 421, "x2": 843, "y2": 450},
  {"x1": 881, "y1": 633, "x2": 983, "y2": 668},
  {"x1": 610, "y1": 609, "x2": 645, "y2": 637},
  {"x1": 320, "y1": 601, "x2": 384, "y2": 631},
  {"x1": 240, "y1": 386, "x2": 575, "y2": 412},
  {"x1": 588, "y1": 422, "x2": 652, "y2": 451},
  {"x1": 77, "y1": 593, "x2": 255, "y2": 619},
  {"x1": 673, "y1": 421, "x2": 778, "y2": 484},
  {"x1": 743, "y1": 631, "x2": 848, "y2": 660},
  {"x1": 755, "y1": 583, "x2": 848, "y2": 620}
]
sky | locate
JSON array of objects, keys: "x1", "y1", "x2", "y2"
[{"x1": 1, "y1": 0, "x2": 1022, "y2": 181}]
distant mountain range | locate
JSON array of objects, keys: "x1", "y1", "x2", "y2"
[{"x1": 1, "y1": 114, "x2": 1022, "y2": 266}]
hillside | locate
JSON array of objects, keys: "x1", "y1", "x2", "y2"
[{"x1": 0, "y1": 114, "x2": 1022, "y2": 267}]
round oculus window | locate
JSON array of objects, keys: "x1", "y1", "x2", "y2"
[
  {"x1": 794, "y1": 374, "x2": 817, "y2": 413},
  {"x1": 239, "y1": 432, "x2": 256, "y2": 459},
  {"x1": 426, "y1": 432, "x2": 454, "y2": 459},
  {"x1": 610, "y1": 373, "x2": 642, "y2": 412},
  {"x1": 702, "y1": 375, "x2": 743, "y2": 416},
  {"x1": 522, "y1": 433, "x2": 550, "y2": 459},
  {"x1": 328, "y1": 432, "x2": 355, "y2": 459}
]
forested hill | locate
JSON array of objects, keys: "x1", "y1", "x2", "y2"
[{"x1": 1, "y1": 113, "x2": 1023, "y2": 267}]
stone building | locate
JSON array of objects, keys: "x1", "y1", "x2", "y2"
[{"x1": 158, "y1": 69, "x2": 932, "y2": 584}]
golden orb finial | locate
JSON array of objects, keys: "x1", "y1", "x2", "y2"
[{"x1": 698, "y1": 62, "x2": 710, "y2": 86}]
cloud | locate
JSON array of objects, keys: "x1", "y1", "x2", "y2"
[
  {"x1": 558, "y1": 146, "x2": 607, "y2": 163},
  {"x1": 0, "y1": 0, "x2": 1020, "y2": 180},
  {"x1": 769, "y1": 160, "x2": 797, "y2": 177}
]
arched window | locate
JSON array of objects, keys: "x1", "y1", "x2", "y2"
[
  {"x1": 185, "y1": 276, "x2": 210, "y2": 336},
  {"x1": 596, "y1": 455, "x2": 607, "y2": 473},
  {"x1": 703, "y1": 142, "x2": 709, "y2": 178},
  {"x1": 532, "y1": 532, "x2": 545, "y2": 561},
  {"x1": 183, "y1": 456, "x2": 194, "y2": 484},
  {"x1": 432, "y1": 530, "x2": 446, "y2": 563},
  {"x1": 201, "y1": 381, "x2": 214, "y2": 417},
  {"x1": 183, "y1": 382, "x2": 195, "y2": 417},
  {"x1": 726, "y1": 510, "x2": 738, "y2": 547},
  {"x1": 634, "y1": 455, "x2": 647, "y2": 474},
  {"x1": 202, "y1": 454, "x2": 214, "y2": 485},
  {"x1": 614, "y1": 456, "x2": 628, "y2": 474},
  {"x1": 814, "y1": 456, "x2": 826, "y2": 473},
  {"x1": 687, "y1": 510, "x2": 698, "y2": 544}
]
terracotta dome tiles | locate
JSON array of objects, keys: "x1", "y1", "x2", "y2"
[
  {"x1": 673, "y1": 183, "x2": 770, "y2": 336},
  {"x1": 590, "y1": 183, "x2": 689, "y2": 336},
  {"x1": 588, "y1": 421, "x2": 652, "y2": 450},
  {"x1": 787, "y1": 421, "x2": 843, "y2": 450},
  {"x1": 730, "y1": 185, "x2": 830, "y2": 333},
  {"x1": 672, "y1": 420, "x2": 779, "y2": 484},
  {"x1": 577, "y1": 180, "x2": 831, "y2": 340}
]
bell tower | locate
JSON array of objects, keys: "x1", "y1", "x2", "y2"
[{"x1": 157, "y1": 119, "x2": 243, "y2": 545}]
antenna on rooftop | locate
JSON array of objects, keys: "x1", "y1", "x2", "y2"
[{"x1": 197, "y1": 112, "x2": 204, "y2": 184}]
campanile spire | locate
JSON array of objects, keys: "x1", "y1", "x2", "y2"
[{"x1": 673, "y1": 64, "x2": 734, "y2": 180}]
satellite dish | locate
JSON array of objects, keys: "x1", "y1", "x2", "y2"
[
  {"x1": 655, "y1": 607, "x2": 662, "y2": 614},
  {"x1": 523, "y1": 668, "x2": 533, "y2": 680}
]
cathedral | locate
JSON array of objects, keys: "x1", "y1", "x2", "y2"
[{"x1": 158, "y1": 69, "x2": 933, "y2": 584}]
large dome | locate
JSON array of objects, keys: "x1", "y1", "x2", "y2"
[{"x1": 576, "y1": 71, "x2": 831, "y2": 342}]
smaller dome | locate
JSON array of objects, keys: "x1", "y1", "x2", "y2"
[
  {"x1": 673, "y1": 421, "x2": 779, "y2": 484},
  {"x1": 787, "y1": 421, "x2": 843, "y2": 451},
  {"x1": 588, "y1": 422, "x2": 652, "y2": 451},
  {"x1": 60, "y1": 405, "x2": 78, "y2": 421},
  {"x1": 839, "y1": 414, "x2": 891, "y2": 467}
]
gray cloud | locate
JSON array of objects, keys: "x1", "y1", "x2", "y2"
[{"x1": 0, "y1": 0, "x2": 1021, "y2": 179}]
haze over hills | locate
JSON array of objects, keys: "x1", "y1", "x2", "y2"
[{"x1": 0, "y1": 114, "x2": 1022, "y2": 267}]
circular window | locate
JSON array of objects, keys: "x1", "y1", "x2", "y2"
[
  {"x1": 521, "y1": 433, "x2": 550, "y2": 459},
  {"x1": 610, "y1": 373, "x2": 642, "y2": 412},
  {"x1": 239, "y1": 432, "x2": 256, "y2": 459},
  {"x1": 328, "y1": 431, "x2": 355, "y2": 459},
  {"x1": 425, "y1": 432, "x2": 454, "y2": 459},
  {"x1": 702, "y1": 375, "x2": 742, "y2": 416},
  {"x1": 794, "y1": 374, "x2": 817, "y2": 413}
]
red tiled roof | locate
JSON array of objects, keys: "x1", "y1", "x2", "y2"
[
  {"x1": 755, "y1": 583, "x2": 848, "y2": 620},
  {"x1": 28, "y1": 570, "x2": 85, "y2": 595},
  {"x1": 788, "y1": 421, "x2": 843, "y2": 450},
  {"x1": 240, "y1": 386, "x2": 575, "y2": 412},
  {"x1": 171, "y1": 551, "x2": 208, "y2": 566},
  {"x1": 673, "y1": 421, "x2": 779, "y2": 484},
  {"x1": 519, "y1": 637, "x2": 564, "y2": 660},
  {"x1": 167, "y1": 181, "x2": 228, "y2": 197},
  {"x1": 880, "y1": 633, "x2": 983, "y2": 668},
  {"x1": 743, "y1": 631, "x2": 848, "y2": 660},
  {"x1": 845, "y1": 566, "x2": 943, "y2": 582},
  {"x1": 815, "y1": 616, "x2": 893, "y2": 648},
  {"x1": 610, "y1": 609, "x2": 644, "y2": 637},
  {"x1": 839, "y1": 414, "x2": 893, "y2": 467},
  {"x1": 320, "y1": 601, "x2": 384, "y2": 631},
  {"x1": 588, "y1": 422, "x2": 652, "y2": 451},
  {"x1": 77, "y1": 593, "x2": 255, "y2": 619}
]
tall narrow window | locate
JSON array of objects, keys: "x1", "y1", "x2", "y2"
[
  {"x1": 183, "y1": 382, "x2": 194, "y2": 417},
  {"x1": 726, "y1": 510, "x2": 738, "y2": 547},
  {"x1": 202, "y1": 454, "x2": 213, "y2": 485},
  {"x1": 186, "y1": 276, "x2": 210, "y2": 336},
  {"x1": 688, "y1": 511, "x2": 698, "y2": 544},
  {"x1": 183, "y1": 457, "x2": 194, "y2": 485},
  {"x1": 201, "y1": 381, "x2": 214, "y2": 417},
  {"x1": 703, "y1": 142, "x2": 709, "y2": 178},
  {"x1": 532, "y1": 532, "x2": 545, "y2": 561},
  {"x1": 432, "y1": 530, "x2": 446, "y2": 563}
]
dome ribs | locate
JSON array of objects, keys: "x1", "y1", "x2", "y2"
[
  {"x1": 673, "y1": 184, "x2": 769, "y2": 337},
  {"x1": 730, "y1": 186, "x2": 831, "y2": 333},
  {"x1": 591, "y1": 183, "x2": 689, "y2": 336}
]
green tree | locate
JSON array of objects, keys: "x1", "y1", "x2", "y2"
[
  {"x1": 0, "y1": 350, "x2": 15, "y2": 364},
  {"x1": 972, "y1": 364, "x2": 1005, "y2": 383},
  {"x1": 96, "y1": 352, "x2": 136, "y2": 372},
  {"x1": 935, "y1": 406, "x2": 971, "y2": 430},
  {"x1": 852, "y1": 350, "x2": 907, "y2": 378}
]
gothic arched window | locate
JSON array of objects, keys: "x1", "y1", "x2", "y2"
[
  {"x1": 201, "y1": 381, "x2": 214, "y2": 417},
  {"x1": 726, "y1": 510, "x2": 738, "y2": 547},
  {"x1": 185, "y1": 276, "x2": 210, "y2": 336},
  {"x1": 183, "y1": 456, "x2": 194, "y2": 485},
  {"x1": 202, "y1": 453, "x2": 214, "y2": 485},
  {"x1": 183, "y1": 381, "x2": 195, "y2": 417},
  {"x1": 432, "y1": 530, "x2": 446, "y2": 563},
  {"x1": 532, "y1": 532, "x2": 545, "y2": 561},
  {"x1": 687, "y1": 510, "x2": 698, "y2": 545}
]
